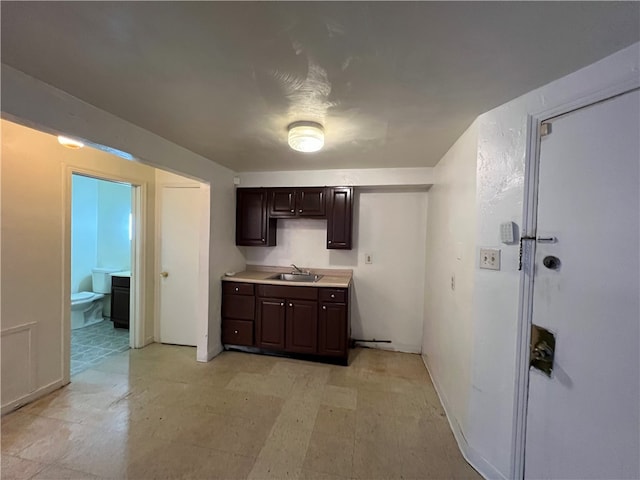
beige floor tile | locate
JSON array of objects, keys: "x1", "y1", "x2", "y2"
[
  {"x1": 226, "y1": 371, "x2": 296, "y2": 398},
  {"x1": 1, "y1": 345, "x2": 480, "y2": 480},
  {"x1": 320, "y1": 385, "x2": 357, "y2": 410},
  {"x1": 299, "y1": 469, "x2": 350, "y2": 480},
  {"x1": 126, "y1": 440, "x2": 256, "y2": 480},
  {"x1": 178, "y1": 412, "x2": 276, "y2": 457},
  {"x1": 0, "y1": 454, "x2": 47, "y2": 479},
  {"x1": 313, "y1": 405, "x2": 356, "y2": 439},
  {"x1": 247, "y1": 456, "x2": 301, "y2": 480},
  {"x1": 30, "y1": 465, "x2": 101, "y2": 480},
  {"x1": 352, "y1": 438, "x2": 404, "y2": 480},
  {"x1": 302, "y1": 431, "x2": 354, "y2": 477}
]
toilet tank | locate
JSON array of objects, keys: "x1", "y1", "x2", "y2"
[{"x1": 91, "y1": 267, "x2": 120, "y2": 293}]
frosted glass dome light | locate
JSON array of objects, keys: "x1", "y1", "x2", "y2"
[{"x1": 287, "y1": 121, "x2": 324, "y2": 153}]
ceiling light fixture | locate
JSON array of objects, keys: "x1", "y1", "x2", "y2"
[
  {"x1": 57, "y1": 135, "x2": 84, "y2": 149},
  {"x1": 287, "y1": 121, "x2": 324, "y2": 153}
]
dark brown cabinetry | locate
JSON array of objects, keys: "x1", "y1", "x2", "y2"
[
  {"x1": 221, "y1": 282, "x2": 255, "y2": 346},
  {"x1": 318, "y1": 289, "x2": 348, "y2": 357},
  {"x1": 222, "y1": 280, "x2": 349, "y2": 364},
  {"x1": 236, "y1": 186, "x2": 353, "y2": 249},
  {"x1": 111, "y1": 275, "x2": 130, "y2": 330},
  {"x1": 268, "y1": 187, "x2": 326, "y2": 218},
  {"x1": 326, "y1": 187, "x2": 353, "y2": 249},
  {"x1": 236, "y1": 188, "x2": 276, "y2": 246}
]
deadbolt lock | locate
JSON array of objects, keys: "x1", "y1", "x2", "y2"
[{"x1": 530, "y1": 325, "x2": 556, "y2": 377}]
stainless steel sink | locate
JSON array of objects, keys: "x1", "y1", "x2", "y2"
[{"x1": 269, "y1": 273, "x2": 323, "y2": 283}]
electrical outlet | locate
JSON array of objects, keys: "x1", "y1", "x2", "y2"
[
  {"x1": 365, "y1": 253, "x2": 373, "y2": 264},
  {"x1": 479, "y1": 248, "x2": 501, "y2": 270}
]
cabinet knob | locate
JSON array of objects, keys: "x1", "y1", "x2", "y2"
[
  {"x1": 330, "y1": 294, "x2": 335, "y2": 298},
  {"x1": 299, "y1": 209, "x2": 303, "y2": 213},
  {"x1": 322, "y1": 305, "x2": 326, "y2": 310},
  {"x1": 234, "y1": 330, "x2": 239, "y2": 334},
  {"x1": 262, "y1": 238, "x2": 265, "y2": 242},
  {"x1": 328, "y1": 240, "x2": 332, "y2": 244},
  {"x1": 289, "y1": 303, "x2": 293, "y2": 307},
  {"x1": 291, "y1": 209, "x2": 295, "y2": 213},
  {"x1": 280, "y1": 302, "x2": 284, "y2": 306},
  {"x1": 234, "y1": 287, "x2": 239, "y2": 292}
]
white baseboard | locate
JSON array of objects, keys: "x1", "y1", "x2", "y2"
[
  {"x1": 143, "y1": 336, "x2": 154, "y2": 347},
  {"x1": 421, "y1": 354, "x2": 508, "y2": 480},
  {"x1": 1, "y1": 378, "x2": 66, "y2": 416}
]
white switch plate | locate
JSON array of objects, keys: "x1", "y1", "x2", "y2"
[
  {"x1": 365, "y1": 253, "x2": 373, "y2": 264},
  {"x1": 479, "y1": 248, "x2": 501, "y2": 270}
]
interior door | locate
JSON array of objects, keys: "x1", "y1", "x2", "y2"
[
  {"x1": 159, "y1": 186, "x2": 201, "y2": 346},
  {"x1": 525, "y1": 90, "x2": 639, "y2": 479}
]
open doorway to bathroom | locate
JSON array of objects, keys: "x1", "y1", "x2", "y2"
[{"x1": 70, "y1": 174, "x2": 133, "y2": 375}]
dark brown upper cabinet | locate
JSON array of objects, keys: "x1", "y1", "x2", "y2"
[
  {"x1": 268, "y1": 187, "x2": 326, "y2": 218},
  {"x1": 236, "y1": 188, "x2": 276, "y2": 246},
  {"x1": 326, "y1": 187, "x2": 353, "y2": 249}
]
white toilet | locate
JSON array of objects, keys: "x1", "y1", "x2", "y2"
[{"x1": 70, "y1": 267, "x2": 119, "y2": 330}]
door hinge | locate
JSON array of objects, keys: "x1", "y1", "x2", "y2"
[{"x1": 540, "y1": 123, "x2": 552, "y2": 137}]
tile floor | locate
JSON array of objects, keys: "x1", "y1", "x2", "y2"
[
  {"x1": 1, "y1": 345, "x2": 481, "y2": 480},
  {"x1": 71, "y1": 320, "x2": 130, "y2": 376}
]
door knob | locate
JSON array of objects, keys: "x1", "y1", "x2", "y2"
[
  {"x1": 530, "y1": 325, "x2": 556, "y2": 377},
  {"x1": 160, "y1": 271, "x2": 169, "y2": 278}
]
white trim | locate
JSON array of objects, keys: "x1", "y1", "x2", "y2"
[
  {"x1": 511, "y1": 74, "x2": 640, "y2": 479},
  {"x1": 1, "y1": 322, "x2": 38, "y2": 395},
  {"x1": 1, "y1": 379, "x2": 65, "y2": 416},
  {"x1": 421, "y1": 355, "x2": 506, "y2": 480},
  {"x1": 203, "y1": 344, "x2": 224, "y2": 362}
]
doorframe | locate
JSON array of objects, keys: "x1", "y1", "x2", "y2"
[
  {"x1": 511, "y1": 75, "x2": 640, "y2": 479},
  {"x1": 63, "y1": 166, "x2": 147, "y2": 383}
]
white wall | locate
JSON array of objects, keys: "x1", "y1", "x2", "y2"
[
  {"x1": 96, "y1": 180, "x2": 132, "y2": 270},
  {"x1": 1, "y1": 119, "x2": 157, "y2": 412},
  {"x1": 422, "y1": 121, "x2": 477, "y2": 438},
  {"x1": 422, "y1": 42, "x2": 640, "y2": 480},
  {"x1": 244, "y1": 188, "x2": 428, "y2": 353},
  {"x1": 71, "y1": 175, "x2": 99, "y2": 293},
  {"x1": 1, "y1": 64, "x2": 246, "y2": 365}
]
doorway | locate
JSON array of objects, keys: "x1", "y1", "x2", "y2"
[
  {"x1": 521, "y1": 89, "x2": 639, "y2": 479},
  {"x1": 70, "y1": 174, "x2": 135, "y2": 375}
]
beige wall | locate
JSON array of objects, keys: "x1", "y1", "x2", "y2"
[{"x1": 1, "y1": 119, "x2": 157, "y2": 411}]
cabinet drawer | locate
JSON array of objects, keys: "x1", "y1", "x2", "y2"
[
  {"x1": 222, "y1": 294, "x2": 255, "y2": 320},
  {"x1": 319, "y1": 288, "x2": 346, "y2": 303},
  {"x1": 222, "y1": 320, "x2": 254, "y2": 346},
  {"x1": 223, "y1": 282, "x2": 255, "y2": 296},
  {"x1": 257, "y1": 285, "x2": 318, "y2": 301},
  {"x1": 111, "y1": 275, "x2": 130, "y2": 288}
]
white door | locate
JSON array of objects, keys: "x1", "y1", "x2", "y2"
[
  {"x1": 525, "y1": 90, "x2": 639, "y2": 479},
  {"x1": 159, "y1": 186, "x2": 201, "y2": 346}
]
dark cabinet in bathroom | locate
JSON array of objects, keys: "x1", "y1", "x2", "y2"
[{"x1": 111, "y1": 275, "x2": 130, "y2": 329}]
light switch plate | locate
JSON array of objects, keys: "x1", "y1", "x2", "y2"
[{"x1": 480, "y1": 248, "x2": 501, "y2": 270}]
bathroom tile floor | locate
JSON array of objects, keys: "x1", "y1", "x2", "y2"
[
  {"x1": 71, "y1": 320, "x2": 129, "y2": 376},
  {"x1": 2, "y1": 345, "x2": 481, "y2": 480}
]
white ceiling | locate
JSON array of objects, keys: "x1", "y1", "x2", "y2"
[{"x1": 2, "y1": 2, "x2": 638, "y2": 172}]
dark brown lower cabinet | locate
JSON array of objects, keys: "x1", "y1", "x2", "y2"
[
  {"x1": 256, "y1": 298, "x2": 286, "y2": 350},
  {"x1": 285, "y1": 300, "x2": 318, "y2": 354},
  {"x1": 318, "y1": 302, "x2": 347, "y2": 356},
  {"x1": 111, "y1": 275, "x2": 130, "y2": 329},
  {"x1": 223, "y1": 281, "x2": 349, "y2": 364}
]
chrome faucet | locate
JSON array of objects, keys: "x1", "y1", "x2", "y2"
[{"x1": 291, "y1": 264, "x2": 308, "y2": 274}]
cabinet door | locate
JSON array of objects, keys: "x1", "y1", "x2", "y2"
[
  {"x1": 268, "y1": 188, "x2": 297, "y2": 217},
  {"x1": 256, "y1": 298, "x2": 286, "y2": 350},
  {"x1": 318, "y1": 302, "x2": 347, "y2": 356},
  {"x1": 236, "y1": 189, "x2": 276, "y2": 246},
  {"x1": 111, "y1": 286, "x2": 130, "y2": 329},
  {"x1": 326, "y1": 187, "x2": 353, "y2": 249},
  {"x1": 297, "y1": 188, "x2": 326, "y2": 217},
  {"x1": 285, "y1": 299, "x2": 318, "y2": 354}
]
